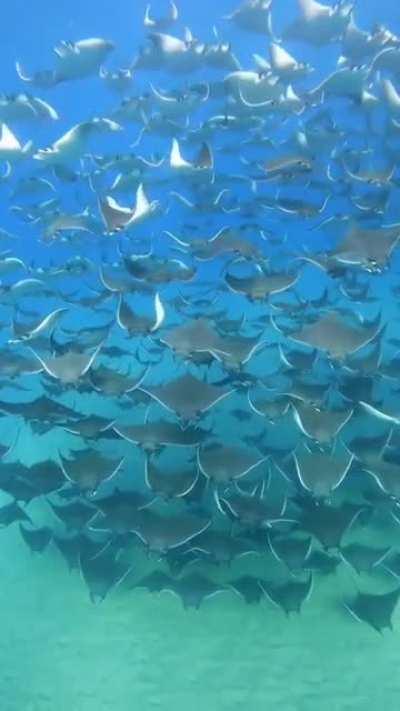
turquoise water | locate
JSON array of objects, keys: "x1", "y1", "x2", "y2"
[{"x1": 2, "y1": 0, "x2": 400, "y2": 709}]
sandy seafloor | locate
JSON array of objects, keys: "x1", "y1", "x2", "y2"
[{"x1": 1, "y1": 519, "x2": 400, "y2": 711}]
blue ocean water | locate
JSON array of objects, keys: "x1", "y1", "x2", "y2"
[{"x1": 2, "y1": 1, "x2": 400, "y2": 710}]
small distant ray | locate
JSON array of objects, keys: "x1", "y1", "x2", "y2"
[{"x1": 344, "y1": 587, "x2": 400, "y2": 633}]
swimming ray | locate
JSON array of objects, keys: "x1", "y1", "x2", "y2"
[
  {"x1": 0, "y1": 474, "x2": 37, "y2": 504},
  {"x1": 228, "y1": 576, "x2": 265, "y2": 604},
  {"x1": 63, "y1": 414, "x2": 115, "y2": 439},
  {"x1": 90, "y1": 364, "x2": 148, "y2": 397},
  {"x1": 283, "y1": 0, "x2": 352, "y2": 45},
  {"x1": 114, "y1": 420, "x2": 209, "y2": 452},
  {"x1": 288, "y1": 311, "x2": 382, "y2": 360},
  {"x1": 224, "y1": 0, "x2": 273, "y2": 34},
  {"x1": 140, "y1": 373, "x2": 234, "y2": 421},
  {"x1": 16, "y1": 460, "x2": 66, "y2": 498},
  {"x1": 123, "y1": 252, "x2": 195, "y2": 285},
  {"x1": 117, "y1": 292, "x2": 165, "y2": 334},
  {"x1": 166, "y1": 226, "x2": 262, "y2": 262},
  {"x1": 30, "y1": 344, "x2": 102, "y2": 384},
  {"x1": 340, "y1": 544, "x2": 391, "y2": 574},
  {"x1": 260, "y1": 575, "x2": 313, "y2": 616},
  {"x1": 188, "y1": 529, "x2": 260, "y2": 565},
  {"x1": 161, "y1": 317, "x2": 225, "y2": 357},
  {"x1": 247, "y1": 390, "x2": 291, "y2": 421},
  {"x1": 160, "y1": 573, "x2": 228, "y2": 609},
  {"x1": 49, "y1": 499, "x2": 97, "y2": 530},
  {"x1": 169, "y1": 138, "x2": 213, "y2": 174},
  {"x1": 89, "y1": 489, "x2": 154, "y2": 535},
  {"x1": 291, "y1": 401, "x2": 353, "y2": 443},
  {"x1": 269, "y1": 42, "x2": 312, "y2": 81},
  {"x1": 293, "y1": 443, "x2": 353, "y2": 499},
  {"x1": 0, "y1": 395, "x2": 78, "y2": 424},
  {"x1": 19, "y1": 524, "x2": 52, "y2": 553},
  {"x1": 99, "y1": 196, "x2": 133, "y2": 234},
  {"x1": 99, "y1": 66, "x2": 133, "y2": 94},
  {"x1": 344, "y1": 587, "x2": 400, "y2": 633},
  {"x1": 359, "y1": 454, "x2": 400, "y2": 499},
  {"x1": 296, "y1": 498, "x2": 365, "y2": 549},
  {"x1": 225, "y1": 269, "x2": 298, "y2": 301},
  {"x1": 99, "y1": 184, "x2": 160, "y2": 233},
  {"x1": 216, "y1": 483, "x2": 289, "y2": 529},
  {"x1": 382, "y1": 553, "x2": 400, "y2": 580},
  {"x1": 268, "y1": 534, "x2": 313, "y2": 574},
  {"x1": 0, "y1": 501, "x2": 32, "y2": 527},
  {"x1": 79, "y1": 545, "x2": 132, "y2": 603},
  {"x1": 131, "y1": 509, "x2": 211, "y2": 555},
  {"x1": 332, "y1": 224, "x2": 400, "y2": 271},
  {"x1": 10, "y1": 306, "x2": 68, "y2": 344},
  {"x1": 304, "y1": 550, "x2": 341, "y2": 576},
  {"x1": 60, "y1": 450, "x2": 125, "y2": 495},
  {"x1": 197, "y1": 442, "x2": 268, "y2": 484},
  {"x1": 53, "y1": 532, "x2": 108, "y2": 572},
  {"x1": 211, "y1": 332, "x2": 266, "y2": 370},
  {"x1": 144, "y1": 457, "x2": 199, "y2": 499},
  {"x1": 132, "y1": 570, "x2": 173, "y2": 593}
]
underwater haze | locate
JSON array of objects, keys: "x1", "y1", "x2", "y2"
[{"x1": 3, "y1": 0, "x2": 400, "y2": 709}]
